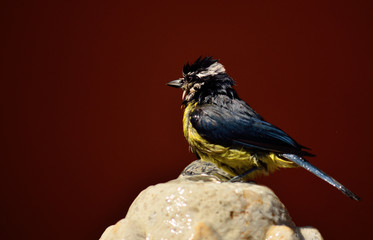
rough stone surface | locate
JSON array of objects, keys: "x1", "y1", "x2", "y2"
[
  {"x1": 180, "y1": 160, "x2": 232, "y2": 182},
  {"x1": 265, "y1": 225, "x2": 298, "y2": 240},
  {"x1": 100, "y1": 161, "x2": 323, "y2": 240},
  {"x1": 298, "y1": 227, "x2": 323, "y2": 240}
]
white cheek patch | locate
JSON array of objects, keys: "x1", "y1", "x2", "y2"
[
  {"x1": 183, "y1": 82, "x2": 205, "y2": 101},
  {"x1": 193, "y1": 83, "x2": 203, "y2": 90},
  {"x1": 196, "y1": 62, "x2": 226, "y2": 78}
]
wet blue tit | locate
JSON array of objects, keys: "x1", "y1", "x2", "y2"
[{"x1": 167, "y1": 57, "x2": 360, "y2": 201}]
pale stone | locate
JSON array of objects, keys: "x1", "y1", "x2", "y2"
[
  {"x1": 265, "y1": 225, "x2": 298, "y2": 240},
  {"x1": 298, "y1": 227, "x2": 323, "y2": 240},
  {"x1": 100, "y1": 161, "x2": 323, "y2": 240}
]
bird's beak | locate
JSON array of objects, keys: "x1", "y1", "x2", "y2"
[{"x1": 167, "y1": 78, "x2": 183, "y2": 88}]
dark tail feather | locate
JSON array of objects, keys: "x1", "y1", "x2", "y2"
[{"x1": 281, "y1": 153, "x2": 361, "y2": 201}]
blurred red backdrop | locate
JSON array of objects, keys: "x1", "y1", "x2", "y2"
[{"x1": 1, "y1": 0, "x2": 372, "y2": 239}]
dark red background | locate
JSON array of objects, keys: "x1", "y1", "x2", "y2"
[{"x1": 1, "y1": 1, "x2": 372, "y2": 239}]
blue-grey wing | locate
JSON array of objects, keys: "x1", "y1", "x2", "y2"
[{"x1": 190, "y1": 102, "x2": 312, "y2": 156}]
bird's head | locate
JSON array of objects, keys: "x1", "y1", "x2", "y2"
[{"x1": 167, "y1": 57, "x2": 236, "y2": 105}]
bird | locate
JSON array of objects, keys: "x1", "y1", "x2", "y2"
[{"x1": 167, "y1": 56, "x2": 360, "y2": 201}]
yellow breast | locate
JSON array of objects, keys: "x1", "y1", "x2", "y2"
[{"x1": 182, "y1": 103, "x2": 296, "y2": 179}]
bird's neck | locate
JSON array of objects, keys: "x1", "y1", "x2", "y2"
[{"x1": 198, "y1": 86, "x2": 239, "y2": 104}]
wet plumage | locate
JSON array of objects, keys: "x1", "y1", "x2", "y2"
[{"x1": 167, "y1": 57, "x2": 360, "y2": 200}]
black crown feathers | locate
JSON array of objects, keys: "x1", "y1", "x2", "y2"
[{"x1": 182, "y1": 56, "x2": 219, "y2": 75}]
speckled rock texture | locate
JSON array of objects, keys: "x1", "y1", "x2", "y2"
[{"x1": 100, "y1": 161, "x2": 323, "y2": 240}]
